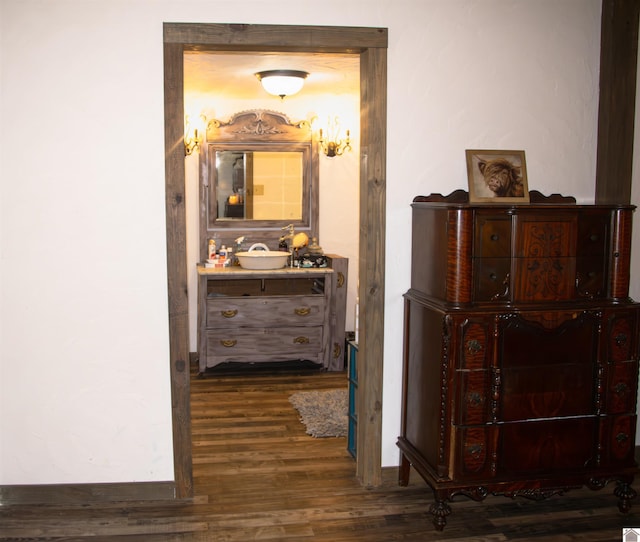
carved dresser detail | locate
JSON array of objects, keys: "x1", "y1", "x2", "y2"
[{"x1": 398, "y1": 191, "x2": 639, "y2": 530}]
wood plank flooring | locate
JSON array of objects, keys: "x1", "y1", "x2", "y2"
[{"x1": 2, "y1": 364, "x2": 640, "y2": 541}]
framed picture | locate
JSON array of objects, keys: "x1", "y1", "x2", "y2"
[{"x1": 466, "y1": 149, "x2": 529, "y2": 203}]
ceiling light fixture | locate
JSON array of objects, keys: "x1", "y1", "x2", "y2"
[{"x1": 255, "y1": 70, "x2": 309, "y2": 99}]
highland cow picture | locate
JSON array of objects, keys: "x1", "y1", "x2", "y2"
[{"x1": 466, "y1": 149, "x2": 529, "y2": 203}]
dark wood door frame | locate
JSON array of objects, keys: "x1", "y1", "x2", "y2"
[
  {"x1": 163, "y1": 23, "x2": 388, "y2": 497},
  {"x1": 595, "y1": 0, "x2": 640, "y2": 204}
]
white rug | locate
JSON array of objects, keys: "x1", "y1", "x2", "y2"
[{"x1": 289, "y1": 389, "x2": 348, "y2": 438}]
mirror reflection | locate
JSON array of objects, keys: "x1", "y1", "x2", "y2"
[{"x1": 216, "y1": 150, "x2": 304, "y2": 220}]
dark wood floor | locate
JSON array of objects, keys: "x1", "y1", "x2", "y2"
[{"x1": 2, "y1": 364, "x2": 640, "y2": 541}]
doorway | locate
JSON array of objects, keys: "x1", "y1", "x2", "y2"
[{"x1": 163, "y1": 23, "x2": 388, "y2": 498}]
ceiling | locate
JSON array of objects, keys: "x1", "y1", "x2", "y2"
[{"x1": 183, "y1": 51, "x2": 360, "y2": 100}]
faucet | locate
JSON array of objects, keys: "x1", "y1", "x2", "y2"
[
  {"x1": 279, "y1": 224, "x2": 295, "y2": 247},
  {"x1": 279, "y1": 224, "x2": 296, "y2": 267},
  {"x1": 234, "y1": 236, "x2": 246, "y2": 252},
  {"x1": 232, "y1": 236, "x2": 246, "y2": 265}
]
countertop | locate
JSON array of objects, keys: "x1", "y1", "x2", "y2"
[{"x1": 196, "y1": 264, "x2": 334, "y2": 277}]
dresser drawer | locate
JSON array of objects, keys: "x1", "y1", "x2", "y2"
[
  {"x1": 458, "y1": 319, "x2": 491, "y2": 369},
  {"x1": 512, "y1": 216, "x2": 578, "y2": 302},
  {"x1": 575, "y1": 257, "x2": 606, "y2": 299},
  {"x1": 500, "y1": 418, "x2": 597, "y2": 475},
  {"x1": 451, "y1": 425, "x2": 498, "y2": 480},
  {"x1": 515, "y1": 215, "x2": 577, "y2": 258},
  {"x1": 205, "y1": 326, "x2": 324, "y2": 360},
  {"x1": 604, "y1": 310, "x2": 638, "y2": 362},
  {"x1": 499, "y1": 311, "x2": 598, "y2": 420},
  {"x1": 513, "y1": 256, "x2": 576, "y2": 302},
  {"x1": 475, "y1": 215, "x2": 511, "y2": 257},
  {"x1": 599, "y1": 414, "x2": 637, "y2": 467},
  {"x1": 603, "y1": 361, "x2": 639, "y2": 414},
  {"x1": 455, "y1": 370, "x2": 490, "y2": 425},
  {"x1": 577, "y1": 210, "x2": 609, "y2": 258},
  {"x1": 473, "y1": 258, "x2": 511, "y2": 301},
  {"x1": 206, "y1": 295, "x2": 325, "y2": 328},
  {"x1": 207, "y1": 277, "x2": 325, "y2": 297}
]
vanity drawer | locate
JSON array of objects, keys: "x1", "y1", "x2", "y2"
[
  {"x1": 205, "y1": 326, "x2": 324, "y2": 360},
  {"x1": 206, "y1": 295, "x2": 326, "y2": 328},
  {"x1": 207, "y1": 277, "x2": 325, "y2": 297}
]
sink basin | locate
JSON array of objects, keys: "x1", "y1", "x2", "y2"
[{"x1": 236, "y1": 250, "x2": 290, "y2": 270}]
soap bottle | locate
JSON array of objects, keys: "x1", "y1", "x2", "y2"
[
  {"x1": 219, "y1": 245, "x2": 227, "y2": 263},
  {"x1": 226, "y1": 246, "x2": 233, "y2": 266},
  {"x1": 208, "y1": 239, "x2": 217, "y2": 260}
]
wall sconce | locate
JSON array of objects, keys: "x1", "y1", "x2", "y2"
[
  {"x1": 318, "y1": 117, "x2": 351, "y2": 158},
  {"x1": 255, "y1": 70, "x2": 309, "y2": 99},
  {"x1": 184, "y1": 114, "x2": 206, "y2": 156}
]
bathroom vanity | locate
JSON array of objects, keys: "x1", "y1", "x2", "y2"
[
  {"x1": 398, "y1": 191, "x2": 639, "y2": 530},
  {"x1": 197, "y1": 256, "x2": 347, "y2": 373}
]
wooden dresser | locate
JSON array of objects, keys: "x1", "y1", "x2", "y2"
[
  {"x1": 398, "y1": 191, "x2": 639, "y2": 530},
  {"x1": 197, "y1": 257, "x2": 347, "y2": 373}
]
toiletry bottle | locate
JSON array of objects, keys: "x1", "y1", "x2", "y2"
[
  {"x1": 208, "y1": 239, "x2": 217, "y2": 260},
  {"x1": 219, "y1": 245, "x2": 227, "y2": 263}
]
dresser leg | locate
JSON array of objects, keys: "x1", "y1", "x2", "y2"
[
  {"x1": 429, "y1": 498, "x2": 451, "y2": 531},
  {"x1": 398, "y1": 453, "x2": 410, "y2": 486},
  {"x1": 614, "y1": 481, "x2": 637, "y2": 513}
]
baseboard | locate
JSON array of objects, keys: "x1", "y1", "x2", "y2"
[{"x1": 0, "y1": 480, "x2": 177, "y2": 506}]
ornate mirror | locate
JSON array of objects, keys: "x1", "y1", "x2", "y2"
[{"x1": 200, "y1": 109, "x2": 319, "y2": 255}]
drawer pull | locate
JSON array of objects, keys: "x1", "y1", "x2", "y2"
[
  {"x1": 466, "y1": 392, "x2": 484, "y2": 407},
  {"x1": 466, "y1": 444, "x2": 483, "y2": 458},
  {"x1": 616, "y1": 432, "x2": 629, "y2": 443},
  {"x1": 615, "y1": 333, "x2": 628, "y2": 347},
  {"x1": 220, "y1": 339, "x2": 237, "y2": 348},
  {"x1": 221, "y1": 309, "x2": 238, "y2": 319},
  {"x1": 490, "y1": 234, "x2": 499, "y2": 241},
  {"x1": 337, "y1": 271, "x2": 345, "y2": 288},
  {"x1": 614, "y1": 382, "x2": 629, "y2": 395},
  {"x1": 294, "y1": 307, "x2": 311, "y2": 316},
  {"x1": 490, "y1": 273, "x2": 510, "y2": 301},
  {"x1": 293, "y1": 336, "x2": 310, "y2": 344},
  {"x1": 467, "y1": 340, "x2": 482, "y2": 354},
  {"x1": 333, "y1": 342, "x2": 342, "y2": 358}
]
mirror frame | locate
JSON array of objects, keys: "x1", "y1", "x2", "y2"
[{"x1": 199, "y1": 109, "x2": 319, "y2": 256}]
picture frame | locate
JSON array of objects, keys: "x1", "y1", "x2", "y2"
[{"x1": 466, "y1": 149, "x2": 529, "y2": 203}]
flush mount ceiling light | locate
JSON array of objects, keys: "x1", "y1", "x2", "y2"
[{"x1": 255, "y1": 70, "x2": 309, "y2": 99}]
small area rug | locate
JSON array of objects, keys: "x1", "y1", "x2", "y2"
[{"x1": 289, "y1": 388, "x2": 348, "y2": 438}]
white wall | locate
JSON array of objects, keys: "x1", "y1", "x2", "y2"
[{"x1": 0, "y1": 0, "x2": 604, "y2": 485}]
